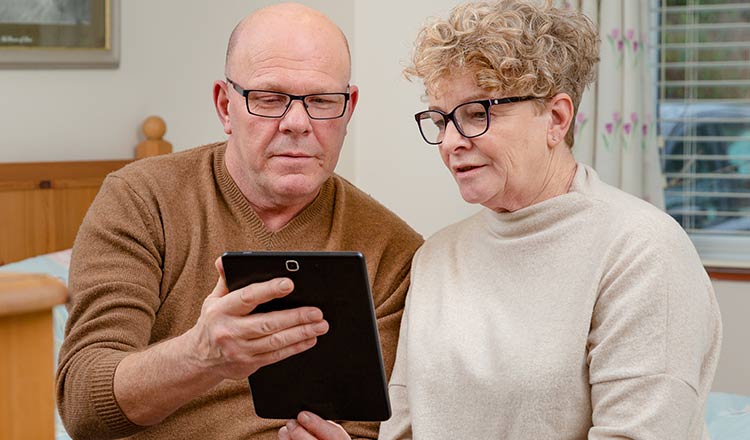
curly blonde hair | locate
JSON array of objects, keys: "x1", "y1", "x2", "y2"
[{"x1": 406, "y1": 0, "x2": 599, "y2": 146}]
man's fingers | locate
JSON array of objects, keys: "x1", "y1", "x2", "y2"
[
  {"x1": 277, "y1": 425, "x2": 291, "y2": 440},
  {"x1": 224, "y1": 277, "x2": 294, "y2": 315},
  {"x1": 243, "y1": 307, "x2": 326, "y2": 338},
  {"x1": 295, "y1": 411, "x2": 350, "y2": 439},
  {"x1": 257, "y1": 320, "x2": 329, "y2": 352},
  {"x1": 207, "y1": 256, "x2": 229, "y2": 299},
  {"x1": 214, "y1": 256, "x2": 226, "y2": 280},
  {"x1": 252, "y1": 337, "x2": 319, "y2": 369},
  {"x1": 283, "y1": 419, "x2": 317, "y2": 440}
]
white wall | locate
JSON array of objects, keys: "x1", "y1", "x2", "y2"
[
  {"x1": 711, "y1": 279, "x2": 750, "y2": 395},
  {"x1": 351, "y1": 0, "x2": 479, "y2": 238}
]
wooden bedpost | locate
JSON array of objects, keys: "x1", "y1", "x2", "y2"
[
  {"x1": 0, "y1": 273, "x2": 67, "y2": 440},
  {"x1": 135, "y1": 115, "x2": 173, "y2": 159}
]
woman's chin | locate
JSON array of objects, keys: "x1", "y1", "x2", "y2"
[{"x1": 458, "y1": 190, "x2": 486, "y2": 206}]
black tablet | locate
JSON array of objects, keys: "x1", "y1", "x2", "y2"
[{"x1": 221, "y1": 251, "x2": 391, "y2": 421}]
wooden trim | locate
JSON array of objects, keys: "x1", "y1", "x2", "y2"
[
  {"x1": 0, "y1": 160, "x2": 131, "y2": 185},
  {"x1": 0, "y1": 273, "x2": 68, "y2": 317},
  {"x1": 0, "y1": 176, "x2": 107, "y2": 191},
  {"x1": 706, "y1": 267, "x2": 750, "y2": 282}
]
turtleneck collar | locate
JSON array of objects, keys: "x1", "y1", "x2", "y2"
[{"x1": 481, "y1": 163, "x2": 597, "y2": 238}]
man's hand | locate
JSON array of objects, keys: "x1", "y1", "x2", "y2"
[
  {"x1": 278, "y1": 411, "x2": 351, "y2": 440},
  {"x1": 113, "y1": 257, "x2": 330, "y2": 426},
  {"x1": 185, "y1": 257, "x2": 330, "y2": 380}
]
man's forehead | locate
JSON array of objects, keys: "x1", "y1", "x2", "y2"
[
  {"x1": 232, "y1": 44, "x2": 349, "y2": 88},
  {"x1": 228, "y1": 16, "x2": 350, "y2": 81}
]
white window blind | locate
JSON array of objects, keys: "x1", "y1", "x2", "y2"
[{"x1": 653, "y1": 0, "x2": 750, "y2": 267}]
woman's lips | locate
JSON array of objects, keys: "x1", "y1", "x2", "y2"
[{"x1": 454, "y1": 164, "x2": 484, "y2": 175}]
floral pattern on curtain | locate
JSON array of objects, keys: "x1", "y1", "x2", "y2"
[{"x1": 558, "y1": 0, "x2": 665, "y2": 209}]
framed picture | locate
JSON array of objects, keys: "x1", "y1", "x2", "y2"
[{"x1": 0, "y1": 0, "x2": 119, "y2": 69}]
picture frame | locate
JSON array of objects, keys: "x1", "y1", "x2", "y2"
[{"x1": 0, "y1": 0, "x2": 119, "y2": 69}]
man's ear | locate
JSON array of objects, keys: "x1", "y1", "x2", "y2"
[
  {"x1": 213, "y1": 80, "x2": 232, "y2": 135},
  {"x1": 346, "y1": 84, "x2": 359, "y2": 120},
  {"x1": 547, "y1": 93, "x2": 574, "y2": 147}
]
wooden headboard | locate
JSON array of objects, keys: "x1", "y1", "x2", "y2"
[{"x1": 0, "y1": 116, "x2": 172, "y2": 266}]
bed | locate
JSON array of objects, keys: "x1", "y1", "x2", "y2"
[
  {"x1": 0, "y1": 116, "x2": 170, "y2": 440},
  {"x1": 1, "y1": 122, "x2": 749, "y2": 438}
]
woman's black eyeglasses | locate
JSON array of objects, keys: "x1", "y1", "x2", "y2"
[{"x1": 414, "y1": 96, "x2": 536, "y2": 145}]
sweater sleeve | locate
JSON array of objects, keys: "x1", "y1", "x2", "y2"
[
  {"x1": 56, "y1": 174, "x2": 165, "y2": 439},
  {"x1": 587, "y1": 218, "x2": 722, "y2": 439}
]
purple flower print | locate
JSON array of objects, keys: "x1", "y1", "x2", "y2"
[
  {"x1": 642, "y1": 123, "x2": 648, "y2": 136},
  {"x1": 623, "y1": 123, "x2": 632, "y2": 135},
  {"x1": 607, "y1": 28, "x2": 626, "y2": 61},
  {"x1": 574, "y1": 112, "x2": 588, "y2": 135},
  {"x1": 624, "y1": 29, "x2": 640, "y2": 58},
  {"x1": 630, "y1": 112, "x2": 639, "y2": 124},
  {"x1": 602, "y1": 112, "x2": 627, "y2": 150}
]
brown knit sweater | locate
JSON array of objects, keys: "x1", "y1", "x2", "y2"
[{"x1": 56, "y1": 142, "x2": 423, "y2": 440}]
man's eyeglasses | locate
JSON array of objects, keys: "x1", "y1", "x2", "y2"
[
  {"x1": 226, "y1": 78, "x2": 350, "y2": 120},
  {"x1": 414, "y1": 96, "x2": 536, "y2": 145}
]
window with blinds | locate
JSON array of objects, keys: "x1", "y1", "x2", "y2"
[{"x1": 654, "y1": 0, "x2": 750, "y2": 266}]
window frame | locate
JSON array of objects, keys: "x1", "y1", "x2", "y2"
[{"x1": 651, "y1": 0, "x2": 750, "y2": 272}]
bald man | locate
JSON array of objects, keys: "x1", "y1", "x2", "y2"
[{"x1": 56, "y1": 4, "x2": 422, "y2": 439}]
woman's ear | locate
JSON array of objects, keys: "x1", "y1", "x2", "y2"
[
  {"x1": 213, "y1": 80, "x2": 233, "y2": 135},
  {"x1": 547, "y1": 93, "x2": 574, "y2": 148}
]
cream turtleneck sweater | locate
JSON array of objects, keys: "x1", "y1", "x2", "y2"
[{"x1": 380, "y1": 164, "x2": 721, "y2": 440}]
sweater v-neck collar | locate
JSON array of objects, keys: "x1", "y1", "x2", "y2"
[{"x1": 213, "y1": 143, "x2": 335, "y2": 249}]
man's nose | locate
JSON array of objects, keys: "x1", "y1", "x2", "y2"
[{"x1": 279, "y1": 100, "x2": 312, "y2": 133}]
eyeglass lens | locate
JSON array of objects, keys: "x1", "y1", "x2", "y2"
[
  {"x1": 247, "y1": 91, "x2": 347, "y2": 119},
  {"x1": 418, "y1": 101, "x2": 489, "y2": 144}
]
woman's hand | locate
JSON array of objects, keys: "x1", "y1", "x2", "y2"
[{"x1": 278, "y1": 411, "x2": 351, "y2": 440}]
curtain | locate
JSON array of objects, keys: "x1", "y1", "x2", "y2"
[{"x1": 560, "y1": 0, "x2": 665, "y2": 209}]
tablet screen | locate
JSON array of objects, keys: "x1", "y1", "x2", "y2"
[{"x1": 221, "y1": 251, "x2": 391, "y2": 421}]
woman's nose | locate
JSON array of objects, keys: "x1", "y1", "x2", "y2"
[{"x1": 440, "y1": 120, "x2": 471, "y2": 153}]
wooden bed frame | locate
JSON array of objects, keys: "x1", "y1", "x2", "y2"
[
  {"x1": 0, "y1": 116, "x2": 170, "y2": 439},
  {"x1": 0, "y1": 116, "x2": 171, "y2": 266},
  {"x1": 0, "y1": 159, "x2": 132, "y2": 266}
]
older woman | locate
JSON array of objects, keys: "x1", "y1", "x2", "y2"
[
  {"x1": 380, "y1": 0, "x2": 723, "y2": 439},
  {"x1": 279, "y1": 1, "x2": 722, "y2": 439}
]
